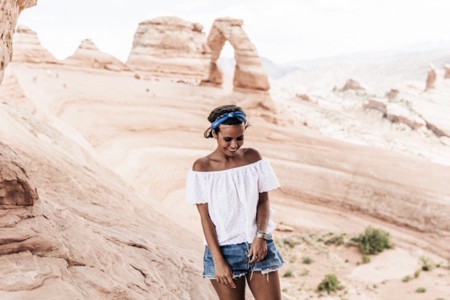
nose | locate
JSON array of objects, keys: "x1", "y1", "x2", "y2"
[{"x1": 230, "y1": 140, "x2": 238, "y2": 149}]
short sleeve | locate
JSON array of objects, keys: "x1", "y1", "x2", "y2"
[
  {"x1": 257, "y1": 159, "x2": 280, "y2": 193},
  {"x1": 185, "y1": 171, "x2": 209, "y2": 204}
]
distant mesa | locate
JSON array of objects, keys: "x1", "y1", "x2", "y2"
[
  {"x1": 65, "y1": 39, "x2": 131, "y2": 72},
  {"x1": 127, "y1": 16, "x2": 211, "y2": 80},
  {"x1": 1, "y1": 1, "x2": 37, "y2": 84},
  {"x1": 0, "y1": 142, "x2": 38, "y2": 206},
  {"x1": 201, "y1": 18, "x2": 270, "y2": 91},
  {"x1": 12, "y1": 25, "x2": 59, "y2": 65}
]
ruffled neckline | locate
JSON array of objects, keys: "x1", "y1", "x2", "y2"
[{"x1": 189, "y1": 158, "x2": 264, "y2": 174}]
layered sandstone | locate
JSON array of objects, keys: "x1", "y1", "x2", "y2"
[
  {"x1": 0, "y1": 0, "x2": 37, "y2": 83},
  {"x1": 0, "y1": 142, "x2": 38, "y2": 206},
  {"x1": 65, "y1": 39, "x2": 130, "y2": 72},
  {"x1": 12, "y1": 25, "x2": 59, "y2": 64},
  {"x1": 127, "y1": 16, "x2": 210, "y2": 79},
  {"x1": 202, "y1": 18, "x2": 270, "y2": 91}
]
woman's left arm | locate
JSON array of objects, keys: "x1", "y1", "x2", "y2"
[{"x1": 248, "y1": 191, "x2": 270, "y2": 263}]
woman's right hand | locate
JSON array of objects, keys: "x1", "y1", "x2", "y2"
[{"x1": 214, "y1": 259, "x2": 236, "y2": 288}]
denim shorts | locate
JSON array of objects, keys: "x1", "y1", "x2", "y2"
[{"x1": 203, "y1": 239, "x2": 284, "y2": 279}]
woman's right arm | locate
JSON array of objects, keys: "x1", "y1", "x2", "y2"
[{"x1": 196, "y1": 203, "x2": 236, "y2": 289}]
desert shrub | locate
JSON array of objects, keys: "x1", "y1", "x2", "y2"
[
  {"x1": 415, "y1": 287, "x2": 426, "y2": 293},
  {"x1": 324, "y1": 234, "x2": 345, "y2": 246},
  {"x1": 283, "y1": 270, "x2": 293, "y2": 278},
  {"x1": 354, "y1": 226, "x2": 392, "y2": 254},
  {"x1": 421, "y1": 257, "x2": 434, "y2": 271},
  {"x1": 317, "y1": 274, "x2": 344, "y2": 294},
  {"x1": 402, "y1": 275, "x2": 411, "y2": 282},
  {"x1": 414, "y1": 270, "x2": 420, "y2": 278},
  {"x1": 302, "y1": 256, "x2": 313, "y2": 264},
  {"x1": 362, "y1": 255, "x2": 371, "y2": 264}
]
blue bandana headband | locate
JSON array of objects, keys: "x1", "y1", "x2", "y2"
[{"x1": 210, "y1": 111, "x2": 247, "y2": 130}]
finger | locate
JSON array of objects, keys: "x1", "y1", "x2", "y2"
[
  {"x1": 249, "y1": 254, "x2": 257, "y2": 264},
  {"x1": 228, "y1": 275, "x2": 236, "y2": 289}
]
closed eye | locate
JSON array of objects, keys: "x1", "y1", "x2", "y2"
[
  {"x1": 224, "y1": 137, "x2": 232, "y2": 142},
  {"x1": 237, "y1": 136, "x2": 244, "y2": 141}
]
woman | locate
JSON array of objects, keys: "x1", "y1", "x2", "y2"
[{"x1": 186, "y1": 104, "x2": 284, "y2": 300}]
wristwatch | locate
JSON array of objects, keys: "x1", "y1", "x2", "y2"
[{"x1": 256, "y1": 231, "x2": 272, "y2": 240}]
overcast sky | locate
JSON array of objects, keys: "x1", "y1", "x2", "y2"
[{"x1": 18, "y1": 0, "x2": 450, "y2": 64}]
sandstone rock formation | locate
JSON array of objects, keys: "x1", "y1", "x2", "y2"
[
  {"x1": 340, "y1": 78, "x2": 365, "y2": 92},
  {"x1": 0, "y1": 0, "x2": 37, "y2": 83},
  {"x1": 425, "y1": 64, "x2": 437, "y2": 90},
  {"x1": 0, "y1": 142, "x2": 38, "y2": 206},
  {"x1": 12, "y1": 25, "x2": 59, "y2": 64},
  {"x1": 65, "y1": 39, "x2": 130, "y2": 72},
  {"x1": 202, "y1": 18, "x2": 270, "y2": 91},
  {"x1": 127, "y1": 16, "x2": 210, "y2": 80}
]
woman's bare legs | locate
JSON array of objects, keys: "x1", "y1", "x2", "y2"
[
  {"x1": 211, "y1": 276, "x2": 246, "y2": 300},
  {"x1": 246, "y1": 271, "x2": 281, "y2": 300}
]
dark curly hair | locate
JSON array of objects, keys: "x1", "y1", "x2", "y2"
[{"x1": 203, "y1": 104, "x2": 248, "y2": 138}]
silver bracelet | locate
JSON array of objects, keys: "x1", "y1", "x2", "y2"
[{"x1": 256, "y1": 231, "x2": 272, "y2": 240}]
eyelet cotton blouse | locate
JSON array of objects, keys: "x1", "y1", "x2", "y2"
[{"x1": 185, "y1": 158, "x2": 280, "y2": 246}]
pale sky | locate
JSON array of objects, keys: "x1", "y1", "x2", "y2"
[{"x1": 18, "y1": 0, "x2": 450, "y2": 64}]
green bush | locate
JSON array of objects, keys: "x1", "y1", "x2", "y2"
[
  {"x1": 362, "y1": 255, "x2": 371, "y2": 264},
  {"x1": 317, "y1": 274, "x2": 344, "y2": 294},
  {"x1": 354, "y1": 226, "x2": 392, "y2": 254}
]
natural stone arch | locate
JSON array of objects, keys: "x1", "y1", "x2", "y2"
[{"x1": 202, "y1": 18, "x2": 270, "y2": 91}]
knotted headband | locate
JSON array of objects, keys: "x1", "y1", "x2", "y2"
[{"x1": 210, "y1": 111, "x2": 247, "y2": 130}]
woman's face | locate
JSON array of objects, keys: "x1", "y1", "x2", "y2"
[{"x1": 215, "y1": 124, "x2": 245, "y2": 157}]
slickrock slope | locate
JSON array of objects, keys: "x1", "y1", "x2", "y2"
[
  {"x1": 12, "y1": 25, "x2": 58, "y2": 65},
  {"x1": 127, "y1": 16, "x2": 210, "y2": 80},
  {"x1": 64, "y1": 39, "x2": 130, "y2": 72},
  {"x1": 0, "y1": 102, "x2": 214, "y2": 299},
  {"x1": 0, "y1": 0, "x2": 37, "y2": 83},
  {"x1": 202, "y1": 18, "x2": 270, "y2": 91}
]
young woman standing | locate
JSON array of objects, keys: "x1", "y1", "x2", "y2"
[{"x1": 186, "y1": 104, "x2": 284, "y2": 300}]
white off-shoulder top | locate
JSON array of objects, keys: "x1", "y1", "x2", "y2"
[{"x1": 185, "y1": 158, "x2": 280, "y2": 246}]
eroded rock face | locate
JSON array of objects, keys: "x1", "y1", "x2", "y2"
[
  {"x1": 202, "y1": 18, "x2": 270, "y2": 91},
  {"x1": 0, "y1": 0, "x2": 37, "y2": 83},
  {"x1": 12, "y1": 25, "x2": 59, "y2": 64},
  {"x1": 65, "y1": 39, "x2": 130, "y2": 72},
  {"x1": 127, "y1": 16, "x2": 211, "y2": 79},
  {"x1": 0, "y1": 142, "x2": 38, "y2": 206}
]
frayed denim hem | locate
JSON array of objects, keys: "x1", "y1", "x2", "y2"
[{"x1": 202, "y1": 272, "x2": 248, "y2": 280}]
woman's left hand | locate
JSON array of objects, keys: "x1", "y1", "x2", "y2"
[{"x1": 248, "y1": 237, "x2": 268, "y2": 264}]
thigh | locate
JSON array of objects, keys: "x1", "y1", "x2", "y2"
[
  {"x1": 246, "y1": 271, "x2": 281, "y2": 300},
  {"x1": 211, "y1": 276, "x2": 246, "y2": 300}
]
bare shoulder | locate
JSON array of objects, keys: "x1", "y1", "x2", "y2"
[
  {"x1": 192, "y1": 157, "x2": 210, "y2": 172},
  {"x1": 242, "y1": 148, "x2": 262, "y2": 164}
]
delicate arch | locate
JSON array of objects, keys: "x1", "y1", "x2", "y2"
[{"x1": 203, "y1": 18, "x2": 270, "y2": 91}]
